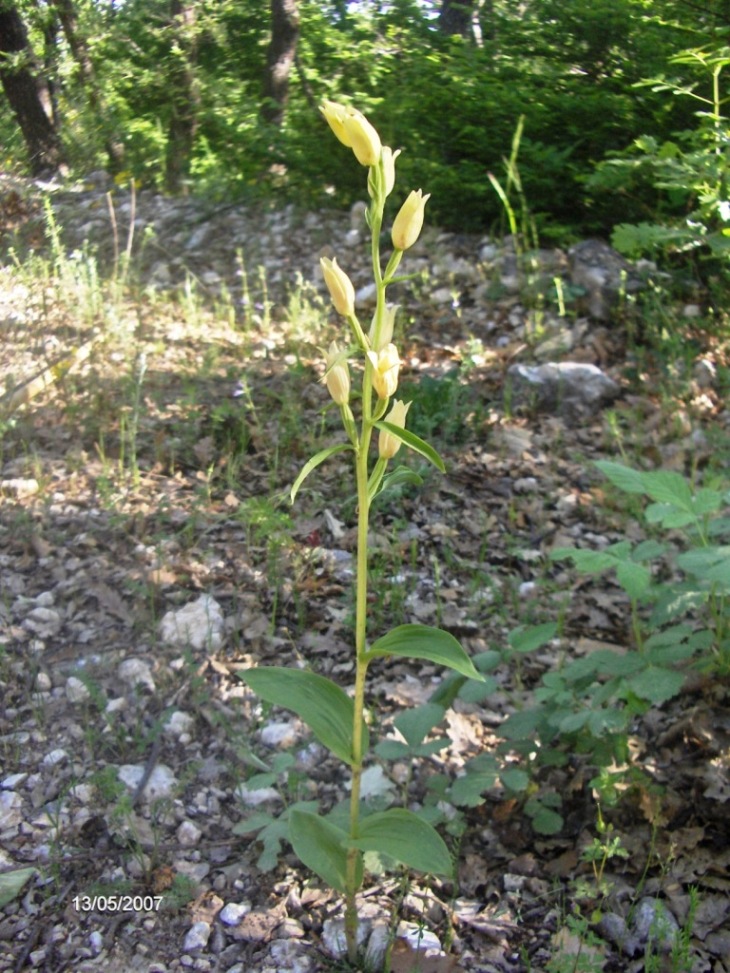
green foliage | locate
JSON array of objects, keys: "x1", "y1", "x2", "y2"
[
  {"x1": 444, "y1": 460, "x2": 729, "y2": 833},
  {"x1": 4, "y1": 0, "x2": 708, "y2": 240},
  {"x1": 590, "y1": 46, "x2": 730, "y2": 297}
]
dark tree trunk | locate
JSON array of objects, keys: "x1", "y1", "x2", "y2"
[
  {"x1": 0, "y1": 2, "x2": 64, "y2": 175},
  {"x1": 261, "y1": 0, "x2": 299, "y2": 126},
  {"x1": 51, "y1": 0, "x2": 124, "y2": 173},
  {"x1": 164, "y1": 0, "x2": 199, "y2": 194},
  {"x1": 439, "y1": 0, "x2": 476, "y2": 37}
]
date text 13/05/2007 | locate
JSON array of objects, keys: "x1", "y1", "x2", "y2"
[{"x1": 73, "y1": 895, "x2": 164, "y2": 912}]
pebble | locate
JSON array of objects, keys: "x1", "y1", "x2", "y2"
[
  {"x1": 23, "y1": 606, "x2": 62, "y2": 637},
  {"x1": 118, "y1": 657, "x2": 156, "y2": 691},
  {"x1": 158, "y1": 594, "x2": 225, "y2": 652},
  {"x1": 259, "y1": 721, "x2": 301, "y2": 749},
  {"x1": 633, "y1": 897, "x2": 679, "y2": 949},
  {"x1": 235, "y1": 783, "x2": 281, "y2": 806},
  {"x1": 219, "y1": 902, "x2": 251, "y2": 926},
  {"x1": 117, "y1": 763, "x2": 178, "y2": 800},
  {"x1": 177, "y1": 820, "x2": 202, "y2": 847},
  {"x1": 165, "y1": 710, "x2": 195, "y2": 739},
  {"x1": 0, "y1": 791, "x2": 23, "y2": 829},
  {"x1": 35, "y1": 672, "x2": 52, "y2": 692},
  {"x1": 88, "y1": 930, "x2": 103, "y2": 955},
  {"x1": 269, "y1": 940, "x2": 313, "y2": 973},
  {"x1": 65, "y1": 676, "x2": 90, "y2": 703},
  {"x1": 0, "y1": 478, "x2": 39, "y2": 498},
  {"x1": 183, "y1": 921, "x2": 211, "y2": 951},
  {"x1": 41, "y1": 748, "x2": 68, "y2": 768}
]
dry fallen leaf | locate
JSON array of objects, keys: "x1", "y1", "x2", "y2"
[{"x1": 390, "y1": 938, "x2": 463, "y2": 973}]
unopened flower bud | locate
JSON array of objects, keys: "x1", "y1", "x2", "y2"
[
  {"x1": 323, "y1": 342, "x2": 350, "y2": 405},
  {"x1": 320, "y1": 100, "x2": 381, "y2": 167},
  {"x1": 320, "y1": 100, "x2": 352, "y2": 147},
  {"x1": 381, "y1": 146, "x2": 401, "y2": 197},
  {"x1": 367, "y1": 343, "x2": 400, "y2": 399},
  {"x1": 392, "y1": 189, "x2": 430, "y2": 251},
  {"x1": 320, "y1": 256, "x2": 355, "y2": 317},
  {"x1": 369, "y1": 303, "x2": 399, "y2": 352},
  {"x1": 379, "y1": 399, "x2": 411, "y2": 459}
]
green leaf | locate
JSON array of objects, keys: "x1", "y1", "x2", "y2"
[
  {"x1": 628, "y1": 666, "x2": 685, "y2": 704},
  {"x1": 451, "y1": 772, "x2": 495, "y2": 807},
  {"x1": 365, "y1": 624, "x2": 484, "y2": 680},
  {"x1": 289, "y1": 809, "x2": 358, "y2": 893},
  {"x1": 645, "y1": 503, "x2": 694, "y2": 528},
  {"x1": 290, "y1": 444, "x2": 353, "y2": 504},
  {"x1": 233, "y1": 801, "x2": 319, "y2": 872},
  {"x1": 501, "y1": 767, "x2": 530, "y2": 792},
  {"x1": 380, "y1": 466, "x2": 424, "y2": 493},
  {"x1": 371, "y1": 421, "x2": 446, "y2": 472},
  {"x1": 508, "y1": 623, "x2": 558, "y2": 654},
  {"x1": 499, "y1": 708, "x2": 541, "y2": 740},
  {"x1": 551, "y1": 547, "x2": 618, "y2": 574},
  {"x1": 632, "y1": 539, "x2": 666, "y2": 561},
  {"x1": 393, "y1": 703, "x2": 446, "y2": 748},
  {"x1": 595, "y1": 460, "x2": 648, "y2": 494},
  {"x1": 450, "y1": 754, "x2": 499, "y2": 806},
  {"x1": 374, "y1": 739, "x2": 410, "y2": 760},
  {"x1": 351, "y1": 809, "x2": 453, "y2": 877},
  {"x1": 457, "y1": 675, "x2": 498, "y2": 704},
  {"x1": 559, "y1": 711, "x2": 590, "y2": 733},
  {"x1": 0, "y1": 868, "x2": 36, "y2": 909},
  {"x1": 526, "y1": 802, "x2": 564, "y2": 835},
  {"x1": 616, "y1": 560, "x2": 652, "y2": 599},
  {"x1": 239, "y1": 667, "x2": 368, "y2": 765},
  {"x1": 677, "y1": 546, "x2": 730, "y2": 584},
  {"x1": 642, "y1": 470, "x2": 694, "y2": 510}
]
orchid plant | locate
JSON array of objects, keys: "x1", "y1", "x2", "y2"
[{"x1": 240, "y1": 101, "x2": 483, "y2": 965}]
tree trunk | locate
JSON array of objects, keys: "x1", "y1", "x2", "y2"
[
  {"x1": 439, "y1": 0, "x2": 476, "y2": 38},
  {"x1": 51, "y1": 0, "x2": 124, "y2": 173},
  {"x1": 0, "y1": 2, "x2": 64, "y2": 175},
  {"x1": 164, "y1": 0, "x2": 199, "y2": 194},
  {"x1": 261, "y1": 0, "x2": 299, "y2": 126}
]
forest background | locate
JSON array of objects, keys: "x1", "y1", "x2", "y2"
[{"x1": 1, "y1": 0, "x2": 729, "y2": 258}]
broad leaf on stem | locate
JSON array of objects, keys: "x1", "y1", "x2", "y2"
[
  {"x1": 289, "y1": 809, "x2": 360, "y2": 894},
  {"x1": 239, "y1": 667, "x2": 368, "y2": 765},
  {"x1": 365, "y1": 624, "x2": 484, "y2": 681},
  {"x1": 351, "y1": 808, "x2": 453, "y2": 877}
]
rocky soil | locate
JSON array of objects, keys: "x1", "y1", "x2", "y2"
[{"x1": 0, "y1": 173, "x2": 729, "y2": 973}]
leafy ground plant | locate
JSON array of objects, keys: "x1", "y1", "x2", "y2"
[
  {"x1": 237, "y1": 101, "x2": 483, "y2": 966},
  {"x1": 496, "y1": 460, "x2": 730, "y2": 825}
]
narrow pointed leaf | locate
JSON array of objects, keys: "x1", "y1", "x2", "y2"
[
  {"x1": 289, "y1": 809, "x2": 360, "y2": 893},
  {"x1": 365, "y1": 624, "x2": 484, "y2": 680},
  {"x1": 290, "y1": 444, "x2": 353, "y2": 503},
  {"x1": 351, "y1": 808, "x2": 453, "y2": 877},
  {"x1": 372, "y1": 421, "x2": 445, "y2": 472},
  {"x1": 239, "y1": 667, "x2": 368, "y2": 765},
  {"x1": 380, "y1": 466, "x2": 424, "y2": 492}
]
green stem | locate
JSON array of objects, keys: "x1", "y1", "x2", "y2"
[{"x1": 345, "y1": 153, "x2": 389, "y2": 966}]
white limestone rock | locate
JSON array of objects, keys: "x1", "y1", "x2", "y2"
[{"x1": 159, "y1": 594, "x2": 224, "y2": 652}]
